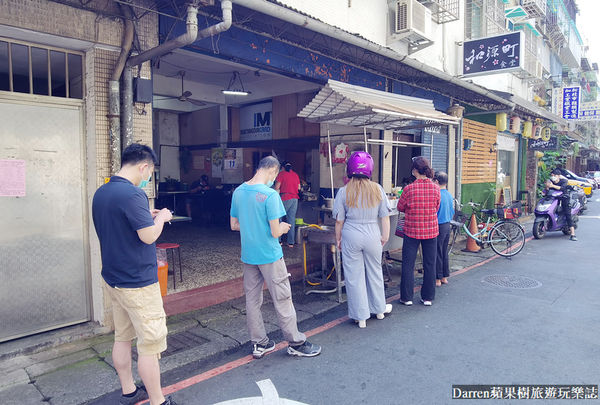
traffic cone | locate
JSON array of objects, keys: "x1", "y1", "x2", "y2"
[{"x1": 464, "y1": 212, "x2": 481, "y2": 252}]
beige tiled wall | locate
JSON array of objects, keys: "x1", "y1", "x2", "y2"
[
  {"x1": 1, "y1": 0, "x2": 158, "y2": 325},
  {"x1": 0, "y1": 0, "x2": 157, "y2": 190}
]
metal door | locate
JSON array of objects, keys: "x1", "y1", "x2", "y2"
[{"x1": 0, "y1": 96, "x2": 89, "y2": 342}]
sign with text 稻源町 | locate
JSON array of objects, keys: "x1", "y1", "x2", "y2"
[{"x1": 463, "y1": 32, "x2": 524, "y2": 77}]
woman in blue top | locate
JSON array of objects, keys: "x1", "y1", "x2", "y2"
[{"x1": 434, "y1": 171, "x2": 454, "y2": 286}]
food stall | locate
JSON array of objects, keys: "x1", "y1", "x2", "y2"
[{"x1": 297, "y1": 79, "x2": 460, "y2": 298}]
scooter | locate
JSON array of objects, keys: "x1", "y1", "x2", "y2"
[{"x1": 532, "y1": 189, "x2": 581, "y2": 239}]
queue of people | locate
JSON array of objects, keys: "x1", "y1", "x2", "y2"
[{"x1": 92, "y1": 145, "x2": 454, "y2": 405}]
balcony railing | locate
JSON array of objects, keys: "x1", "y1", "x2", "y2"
[
  {"x1": 419, "y1": 0, "x2": 460, "y2": 24},
  {"x1": 465, "y1": 0, "x2": 506, "y2": 39},
  {"x1": 521, "y1": 0, "x2": 546, "y2": 18}
]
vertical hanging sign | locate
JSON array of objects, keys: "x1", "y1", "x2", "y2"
[{"x1": 562, "y1": 86, "x2": 580, "y2": 120}]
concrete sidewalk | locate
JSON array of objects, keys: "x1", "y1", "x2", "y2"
[{"x1": 0, "y1": 216, "x2": 532, "y2": 405}]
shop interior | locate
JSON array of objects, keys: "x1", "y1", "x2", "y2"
[
  {"x1": 151, "y1": 50, "x2": 327, "y2": 293},
  {"x1": 150, "y1": 49, "x2": 454, "y2": 296}
]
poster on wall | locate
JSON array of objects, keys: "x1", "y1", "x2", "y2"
[
  {"x1": 0, "y1": 159, "x2": 26, "y2": 197},
  {"x1": 240, "y1": 102, "x2": 272, "y2": 141},
  {"x1": 222, "y1": 148, "x2": 243, "y2": 184},
  {"x1": 463, "y1": 31, "x2": 524, "y2": 77},
  {"x1": 211, "y1": 148, "x2": 223, "y2": 178}
]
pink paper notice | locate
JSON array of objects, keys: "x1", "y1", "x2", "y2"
[{"x1": 0, "y1": 159, "x2": 26, "y2": 197}]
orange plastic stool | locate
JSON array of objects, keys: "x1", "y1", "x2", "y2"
[{"x1": 157, "y1": 243, "x2": 183, "y2": 289}]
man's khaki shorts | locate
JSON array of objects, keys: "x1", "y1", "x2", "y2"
[{"x1": 103, "y1": 281, "x2": 168, "y2": 356}]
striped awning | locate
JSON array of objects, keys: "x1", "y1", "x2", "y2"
[{"x1": 298, "y1": 80, "x2": 460, "y2": 130}]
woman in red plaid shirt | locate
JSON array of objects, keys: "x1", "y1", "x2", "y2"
[{"x1": 397, "y1": 156, "x2": 440, "y2": 306}]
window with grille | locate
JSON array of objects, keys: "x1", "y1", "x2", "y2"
[
  {"x1": 0, "y1": 38, "x2": 83, "y2": 99},
  {"x1": 465, "y1": 0, "x2": 507, "y2": 40}
]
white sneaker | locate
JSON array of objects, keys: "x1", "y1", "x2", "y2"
[
  {"x1": 376, "y1": 304, "x2": 393, "y2": 319},
  {"x1": 357, "y1": 320, "x2": 366, "y2": 328}
]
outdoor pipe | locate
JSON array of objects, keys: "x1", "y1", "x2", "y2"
[
  {"x1": 120, "y1": 1, "x2": 232, "y2": 148},
  {"x1": 126, "y1": 1, "x2": 233, "y2": 68},
  {"x1": 228, "y1": 0, "x2": 515, "y2": 110},
  {"x1": 108, "y1": 4, "x2": 134, "y2": 174},
  {"x1": 122, "y1": 66, "x2": 134, "y2": 148}
]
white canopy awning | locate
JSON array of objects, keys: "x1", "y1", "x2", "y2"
[{"x1": 298, "y1": 80, "x2": 460, "y2": 129}]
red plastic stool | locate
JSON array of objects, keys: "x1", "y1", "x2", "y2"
[{"x1": 157, "y1": 243, "x2": 183, "y2": 289}]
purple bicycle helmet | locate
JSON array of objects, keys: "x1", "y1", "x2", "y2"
[{"x1": 347, "y1": 151, "x2": 374, "y2": 178}]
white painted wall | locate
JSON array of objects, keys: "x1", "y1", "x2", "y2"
[
  {"x1": 278, "y1": 0, "x2": 536, "y2": 101},
  {"x1": 278, "y1": 0, "x2": 389, "y2": 46}
]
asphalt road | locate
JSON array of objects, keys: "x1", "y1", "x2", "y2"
[{"x1": 148, "y1": 198, "x2": 600, "y2": 405}]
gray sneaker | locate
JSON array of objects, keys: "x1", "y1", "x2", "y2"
[
  {"x1": 119, "y1": 386, "x2": 148, "y2": 404},
  {"x1": 164, "y1": 396, "x2": 178, "y2": 405},
  {"x1": 287, "y1": 341, "x2": 321, "y2": 357},
  {"x1": 570, "y1": 235, "x2": 578, "y2": 241},
  {"x1": 252, "y1": 339, "x2": 276, "y2": 359}
]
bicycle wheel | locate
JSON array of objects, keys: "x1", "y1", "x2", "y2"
[
  {"x1": 447, "y1": 226, "x2": 456, "y2": 255},
  {"x1": 488, "y1": 221, "x2": 525, "y2": 257}
]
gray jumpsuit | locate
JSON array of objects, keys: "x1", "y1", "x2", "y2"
[{"x1": 332, "y1": 184, "x2": 391, "y2": 321}]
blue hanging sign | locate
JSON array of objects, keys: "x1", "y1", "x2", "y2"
[
  {"x1": 463, "y1": 31, "x2": 524, "y2": 77},
  {"x1": 577, "y1": 101, "x2": 600, "y2": 121},
  {"x1": 561, "y1": 86, "x2": 580, "y2": 120}
]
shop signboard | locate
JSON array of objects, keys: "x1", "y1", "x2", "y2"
[
  {"x1": 528, "y1": 136, "x2": 558, "y2": 151},
  {"x1": 578, "y1": 101, "x2": 600, "y2": 121},
  {"x1": 240, "y1": 102, "x2": 272, "y2": 141},
  {"x1": 561, "y1": 86, "x2": 580, "y2": 120},
  {"x1": 463, "y1": 31, "x2": 524, "y2": 77}
]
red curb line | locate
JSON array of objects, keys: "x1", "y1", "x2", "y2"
[{"x1": 138, "y1": 237, "x2": 533, "y2": 402}]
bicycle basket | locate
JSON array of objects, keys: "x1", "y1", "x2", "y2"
[
  {"x1": 453, "y1": 211, "x2": 468, "y2": 225},
  {"x1": 496, "y1": 201, "x2": 522, "y2": 220}
]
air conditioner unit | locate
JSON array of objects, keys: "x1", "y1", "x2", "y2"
[{"x1": 391, "y1": 0, "x2": 433, "y2": 47}]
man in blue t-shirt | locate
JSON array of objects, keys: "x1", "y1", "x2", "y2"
[
  {"x1": 92, "y1": 144, "x2": 177, "y2": 405},
  {"x1": 434, "y1": 171, "x2": 455, "y2": 287},
  {"x1": 230, "y1": 156, "x2": 321, "y2": 359}
]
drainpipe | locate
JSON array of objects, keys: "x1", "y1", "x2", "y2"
[
  {"x1": 121, "y1": 1, "x2": 232, "y2": 147},
  {"x1": 108, "y1": 5, "x2": 134, "y2": 174},
  {"x1": 229, "y1": 0, "x2": 514, "y2": 110},
  {"x1": 126, "y1": 1, "x2": 232, "y2": 68},
  {"x1": 122, "y1": 66, "x2": 134, "y2": 147}
]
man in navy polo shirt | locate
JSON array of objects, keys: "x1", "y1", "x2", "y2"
[{"x1": 92, "y1": 144, "x2": 176, "y2": 405}]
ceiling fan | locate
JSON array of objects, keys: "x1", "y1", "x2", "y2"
[{"x1": 155, "y1": 70, "x2": 206, "y2": 107}]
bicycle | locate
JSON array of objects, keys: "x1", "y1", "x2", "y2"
[{"x1": 448, "y1": 201, "x2": 526, "y2": 258}]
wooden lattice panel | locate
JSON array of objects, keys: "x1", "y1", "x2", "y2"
[{"x1": 461, "y1": 119, "x2": 497, "y2": 184}]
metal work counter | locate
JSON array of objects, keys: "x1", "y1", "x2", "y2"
[{"x1": 299, "y1": 225, "x2": 344, "y2": 303}]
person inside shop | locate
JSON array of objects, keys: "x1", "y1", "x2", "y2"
[
  {"x1": 185, "y1": 174, "x2": 210, "y2": 220},
  {"x1": 92, "y1": 143, "x2": 177, "y2": 405},
  {"x1": 332, "y1": 151, "x2": 393, "y2": 328},
  {"x1": 274, "y1": 161, "x2": 301, "y2": 248},
  {"x1": 546, "y1": 168, "x2": 577, "y2": 241},
  {"x1": 397, "y1": 156, "x2": 440, "y2": 307},
  {"x1": 230, "y1": 156, "x2": 322, "y2": 359},
  {"x1": 433, "y1": 171, "x2": 454, "y2": 287}
]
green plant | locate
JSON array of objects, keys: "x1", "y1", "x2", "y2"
[{"x1": 536, "y1": 151, "x2": 567, "y2": 198}]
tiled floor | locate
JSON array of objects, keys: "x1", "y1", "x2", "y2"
[{"x1": 157, "y1": 222, "x2": 322, "y2": 294}]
